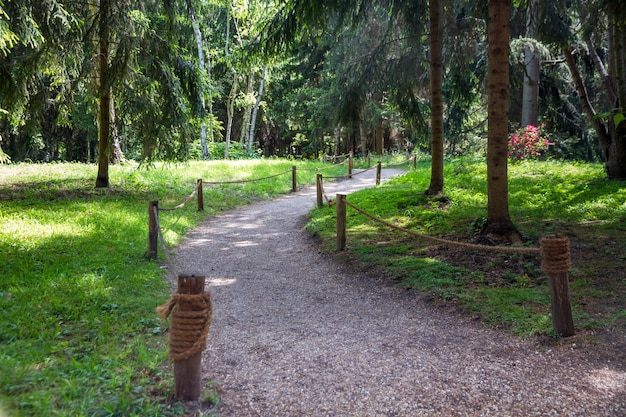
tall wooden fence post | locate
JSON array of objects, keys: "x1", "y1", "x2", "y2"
[
  {"x1": 197, "y1": 179, "x2": 204, "y2": 211},
  {"x1": 316, "y1": 174, "x2": 324, "y2": 208},
  {"x1": 174, "y1": 274, "x2": 206, "y2": 400},
  {"x1": 376, "y1": 161, "x2": 382, "y2": 186},
  {"x1": 348, "y1": 152, "x2": 353, "y2": 179},
  {"x1": 147, "y1": 200, "x2": 159, "y2": 259},
  {"x1": 336, "y1": 194, "x2": 347, "y2": 251},
  {"x1": 292, "y1": 165, "x2": 297, "y2": 192},
  {"x1": 541, "y1": 236, "x2": 575, "y2": 337}
]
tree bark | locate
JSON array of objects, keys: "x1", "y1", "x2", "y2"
[
  {"x1": 108, "y1": 88, "x2": 123, "y2": 164},
  {"x1": 606, "y1": 0, "x2": 626, "y2": 179},
  {"x1": 562, "y1": 46, "x2": 612, "y2": 159},
  {"x1": 426, "y1": 0, "x2": 444, "y2": 196},
  {"x1": 483, "y1": 0, "x2": 520, "y2": 242},
  {"x1": 225, "y1": 73, "x2": 238, "y2": 159},
  {"x1": 521, "y1": 0, "x2": 540, "y2": 128},
  {"x1": 95, "y1": 0, "x2": 111, "y2": 188},
  {"x1": 248, "y1": 65, "x2": 267, "y2": 152},
  {"x1": 187, "y1": 0, "x2": 209, "y2": 159}
]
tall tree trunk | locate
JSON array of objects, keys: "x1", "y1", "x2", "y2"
[
  {"x1": 483, "y1": 0, "x2": 520, "y2": 242},
  {"x1": 108, "y1": 88, "x2": 123, "y2": 164},
  {"x1": 562, "y1": 46, "x2": 612, "y2": 158},
  {"x1": 240, "y1": 73, "x2": 254, "y2": 147},
  {"x1": 606, "y1": 0, "x2": 626, "y2": 179},
  {"x1": 225, "y1": 73, "x2": 238, "y2": 159},
  {"x1": 95, "y1": 0, "x2": 111, "y2": 188},
  {"x1": 426, "y1": 0, "x2": 444, "y2": 196},
  {"x1": 187, "y1": 0, "x2": 209, "y2": 159},
  {"x1": 521, "y1": 0, "x2": 539, "y2": 127},
  {"x1": 248, "y1": 65, "x2": 267, "y2": 152}
]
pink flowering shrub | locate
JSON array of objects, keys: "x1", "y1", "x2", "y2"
[{"x1": 508, "y1": 124, "x2": 553, "y2": 160}]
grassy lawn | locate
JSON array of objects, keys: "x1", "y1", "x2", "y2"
[
  {"x1": 0, "y1": 159, "x2": 347, "y2": 417},
  {"x1": 307, "y1": 157, "x2": 626, "y2": 338}
]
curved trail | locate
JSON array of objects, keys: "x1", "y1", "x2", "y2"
[{"x1": 172, "y1": 169, "x2": 625, "y2": 416}]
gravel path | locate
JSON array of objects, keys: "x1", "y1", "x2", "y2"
[{"x1": 172, "y1": 169, "x2": 626, "y2": 417}]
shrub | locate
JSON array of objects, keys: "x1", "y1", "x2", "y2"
[{"x1": 508, "y1": 124, "x2": 553, "y2": 160}]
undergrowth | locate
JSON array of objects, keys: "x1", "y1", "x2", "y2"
[{"x1": 307, "y1": 158, "x2": 626, "y2": 338}]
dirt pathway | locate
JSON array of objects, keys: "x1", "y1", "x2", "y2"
[{"x1": 172, "y1": 169, "x2": 625, "y2": 416}]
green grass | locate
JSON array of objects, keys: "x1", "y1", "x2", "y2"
[
  {"x1": 0, "y1": 159, "x2": 347, "y2": 417},
  {"x1": 308, "y1": 157, "x2": 626, "y2": 338}
]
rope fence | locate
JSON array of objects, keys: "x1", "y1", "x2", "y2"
[{"x1": 334, "y1": 193, "x2": 574, "y2": 337}]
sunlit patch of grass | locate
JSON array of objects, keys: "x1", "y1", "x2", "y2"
[
  {"x1": 308, "y1": 157, "x2": 626, "y2": 338},
  {"x1": 0, "y1": 158, "x2": 345, "y2": 417}
]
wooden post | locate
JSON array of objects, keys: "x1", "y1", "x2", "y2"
[
  {"x1": 292, "y1": 165, "x2": 297, "y2": 192},
  {"x1": 147, "y1": 200, "x2": 159, "y2": 259},
  {"x1": 348, "y1": 152, "x2": 353, "y2": 179},
  {"x1": 541, "y1": 236, "x2": 575, "y2": 337},
  {"x1": 413, "y1": 154, "x2": 417, "y2": 170},
  {"x1": 367, "y1": 153, "x2": 371, "y2": 168},
  {"x1": 376, "y1": 161, "x2": 382, "y2": 186},
  {"x1": 197, "y1": 179, "x2": 204, "y2": 211},
  {"x1": 174, "y1": 274, "x2": 206, "y2": 400},
  {"x1": 336, "y1": 194, "x2": 346, "y2": 251},
  {"x1": 316, "y1": 174, "x2": 324, "y2": 208}
]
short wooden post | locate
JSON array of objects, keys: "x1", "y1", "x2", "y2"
[
  {"x1": 197, "y1": 179, "x2": 204, "y2": 211},
  {"x1": 541, "y1": 236, "x2": 575, "y2": 337},
  {"x1": 367, "y1": 153, "x2": 371, "y2": 168},
  {"x1": 336, "y1": 194, "x2": 347, "y2": 251},
  {"x1": 348, "y1": 152, "x2": 353, "y2": 179},
  {"x1": 147, "y1": 200, "x2": 159, "y2": 259},
  {"x1": 413, "y1": 155, "x2": 417, "y2": 170},
  {"x1": 292, "y1": 165, "x2": 297, "y2": 192},
  {"x1": 316, "y1": 174, "x2": 324, "y2": 208},
  {"x1": 376, "y1": 161, "x2": 382, "y2": 186},
  {"x1": 174, "y1": 274, "x2": 206, "y2": 400}
]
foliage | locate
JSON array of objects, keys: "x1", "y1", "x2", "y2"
[
  {"x1": 508, "y1": 124, "x2": 553, "y2": 160},
  {"x1": 0, "y1": 159, "x2": 347, "y2": 417},
  {"x1": 308, "y1": 158, "x2": 626, "y2": 337}
]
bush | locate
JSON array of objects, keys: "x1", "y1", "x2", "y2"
[{"x1": 508, "y1": 124, "x2": 553, "y2": 160}]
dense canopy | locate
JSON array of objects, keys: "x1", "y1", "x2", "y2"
[{"x1": 1, "y1": 0, "x2": 625, "y2": 181}]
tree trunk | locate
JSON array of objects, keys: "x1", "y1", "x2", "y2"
[
  {"x1": 606, "y1": 0, "x2": 626, "y2": 179},
  {"x1": 95, "y1": 0, "x2": 111, "y2": 188},
  {"x1": 240, "y1": 73, "x2": 254, "y2": 147},
  {"x1": 248, "y1": 65, "x2": 266, "y2": 152},
  {"x1": 562, "y1": 46, "x2": 612, "y2": 159},
  {"x1": 188, "y1": 0, "x2": 209, "y2": 159},
  {"x1": 108, "y1": 88, "x2": 123, "y2": 164},
  {"x1": 426, "y1": 0, "x2": 444, "y2": 196},
  {"x1": 483, "y1": 0, "x2": 520, "y2": 242},
  {"x1": 521, "y1": 0, "x2": 540, "y2": 127},
  {"x1": 225, "y1": 73, "x2": 238, "y2": 159}
]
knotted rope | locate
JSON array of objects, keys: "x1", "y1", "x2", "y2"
[
  {"x1": 540, "y1": 235, "x2": 571, "y2": 275},
  {"x1": 157, "y1": 292, "x2": 213, "y2": 361}
]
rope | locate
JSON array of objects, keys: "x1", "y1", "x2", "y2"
[
  {"x1": 153, "y1": 205, "x2": 178, "y2": 280},
  {"x1": 157, "y1": 292, "x2": 213, "y2": 361},
  {"x1": 319, "y1": 178, "x2": 334, "y2": 205},
  {"x1": 344, "y1": 200, "x2": 541, "y2": 255},
  {"x1": 203, "y1": 170, "x2": 290, "y2": 185},
  {"x1": 540, "y1": 235, "x2": 571, "y2": 274},
  {"x1": 159, "y1": 183, "x2": 200, "y2": 211}
]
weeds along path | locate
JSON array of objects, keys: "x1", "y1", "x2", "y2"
[{"x1": 172, "y1": 169, "x2": 625, "y2": 417}]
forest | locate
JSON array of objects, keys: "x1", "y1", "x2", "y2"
[{"x1": 1, "y1": 0, "x2": 625, "y2": 183}]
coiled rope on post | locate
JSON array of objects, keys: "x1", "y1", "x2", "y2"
[
  {"x1": 540, "y1": 235, "x2": 571, "y2": 274},
  {"x1": 157, "y1": 292, "x2": 213, "y2": 361}
]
